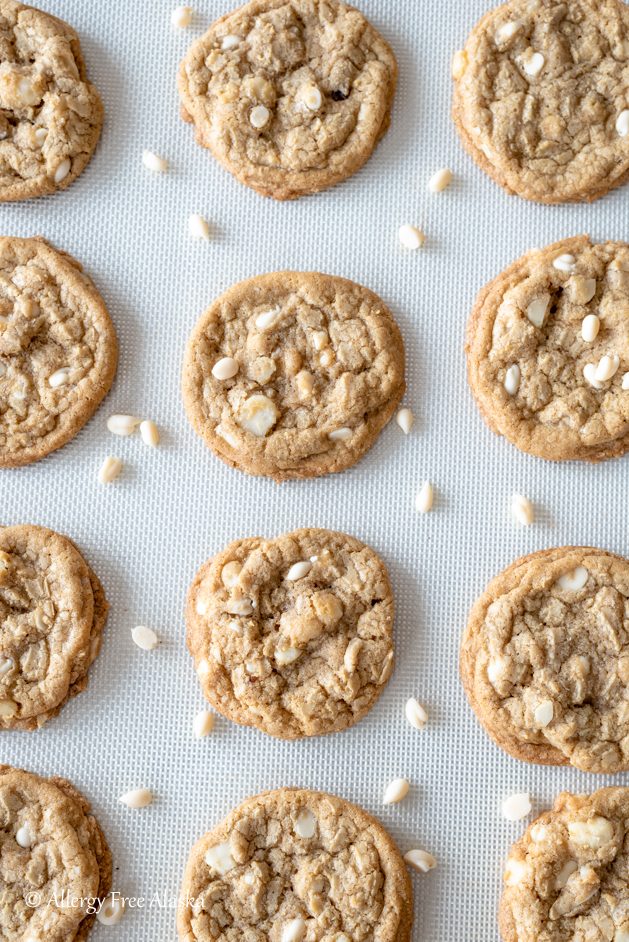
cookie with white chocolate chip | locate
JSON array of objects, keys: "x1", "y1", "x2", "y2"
[
  {"x1": 461, "y1": 545, "x2": 629, "y2": 774},
  {"x1": 0, "y1": 524, "x2": 109, "y2": 731},
  {"x1": 177, "y1": 788, "x2": 413, "y2": 942},
  {"x1": 500, "y1": 788, "x2": 629, "y2": 942},
  {"x1": 186, "y1": 528, "x2": 395, "y2": 740},
  {"x1": 177, "y1": 0, "x2": 397, "y2": 200},
  {"x1": 466, "y1": 236, "x2": 629, "y2": 463},
  {"x1": 0, "y1": 1, "x2": 103, "y2": 202},
  {"x1": 0, "y1": 764, "x2": 111, "y2": 942},
  {"x1": 182, "y1": 271, "x2": 405, "y2": 481},
  {"x1": 452, "y1": 0, "x2": 629, "y2": 203},
  {"x1": 0, "y1": 236, "x2": 118, "y2": 467}
]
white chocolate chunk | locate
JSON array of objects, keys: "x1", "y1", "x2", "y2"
[
  {"x1": 196, "y1": 598, "x2": 208, "y2": 615},
  {"x1": 530, "y1": 824, "x2": 547, "y2": 842},
  {"x1": 251, "y1": 357, "x2": 275, "y2": 384},
  {"x1": 311, "y1": 330, "x2": 328, "y2": 351},
  {"x1": 320, "y1": 349, "x2": 334, "y2": 366},
  {"x1": 34, "y1": 127, "x2": 47, "y2": 147},
  {"x1": 526, "y1": 297, "x2": 548, "y2": 328},
  {"x1": 193, "y1": 711, "x2": 215, "y2": 738},
  {"x1": 584, "y1": 363, "x2": 605, "y2": 389},
  {"x1": 250, "y1": 105, "x2": 270, "y2": 128},
  {"x1": 221, "y1": 34, "x2": 241, "y2": 49},
  {"x1": 227, "y1": 599, "x2": 252, "y2": 616},
  {"x1": 504, "y1": 364, "x2": 521, "y2": 395},
  {"x1": 197, "y1": 659, "x2": 210, "y2": 676},
  {"x1": 452, "y1": 49, "x2": 467, "y2": 80},
  {"x1": 328, "y1": 427, "x2": 352, "y2": 441},
  {"x1": 396, "y1": 408, "x2": 413, "y2": 434},
  {"x1": 556, "y1": 567, "x2": 588, "y2": 591},
  {"x1": 237, "y1": 395, "x2": 279, "y2": 436},
  {"x1": 615, "y1": 928, "x2": 629, "y2": 942},
  {"x1": 496, "y1": 21, "x2": 520, "y2": 41},
  {"x1": 534, "y1": 699, "x2": 553, "y2": 727},
  {"x1": 623, "y1": 372, "x2": 629, "y2": 390},
  {"x1": 522, "y1": 50, "x2": 544, "y2": 75},
  {"x1": 0, "y1": 700, "x2": 17, "y2": 716},
  {"x1": 502, "y1": 793, "x2": 531, "y2": 821},
  {"x1": 132, "y1": 625, "x2": 158, "y2": 650},
  {"x1": 404, "y1": 849, "x2": 437, "y2": 872},
  {"x1": 343, "y1": 638, "x2": 362, "y2": 673},
  {"x1": 487, "y1": 656, "x2": 508, "y2": 687},
  {"x1": 15, "y1": 825, "x2": 31, "y2": 848},
  {"x1": 255, "y1": 306, "x2": 280, "y2": 329},
  {"x1": 383, "y1": 778, "x2": 409, "y2": 805},
  {"x1": 294, "y1": 810, "x2": 316, "y2": 838},
  {"x1": 171, "y1": 6, "x2": 192, "y2": 27},
  {"x1": 296, "y1": 370, "x2": 313, "y2": 396},
  {"x1": 18, "y1": 77, "x2": 41, "y2": 106},
  {"x1": 107, "y1": 414, "x2": 141, "y2": 436},
  {"x1": 49, "y1": 367, "x2": 70, "y2": 388},
  {"x1": 428, "y1": 169, "x2": 452, "y2": 192},
  {"x1": 286, "y1": 561, "x2": 312, "y2": 581},
  {"x1": 189, "y1": 214, "x2": 210, "y2": 240},
  {"x1": 212, "y1": 357, "x2": 239, "y2": 380},
  {"x1": 97, "y1": 895, "x2": 125, "y2": 926},
  {"x1": 504, "y1": 857, "x2": 528, "y2": 886},
  {"x1": 142, "y1": 151, "x2": 168, "y2": 172},
  {"x1": 0, "y1": 658, "x2": 12, "y2": 678},
  {"x1": 512, "y1": 493, "x2": 533, "y2": 526},
  {"x1": 617, "y1": 110, "x2": 629, "y2": 137},
  {"x1": 399, "y1": 225, "x2": 425, "y2": 250},
  {"x1": 119, "y1": 788, "x2": 153, "y2": 809},
  {"x1": 595, "y1": 354, "x2": 620, "y2": 382},
  {"x1": 275, "y1": 646, "x2": 301, "y2": 666},
  {"x1": 303, "y1": 85, "x2": 322, "y2": 110},
  {"x1": 54, "y1": 158, "x2": 71, "y2": 184},
  {"x1": 582, "y1": 314, "x2": 600, "y2": 342},
  {"x1": 216, "y1": 424, "x2": 238, "y2": 447},
  {"x1": 98, "y1": 456, "x2": 122, "y2": 483},
  {"x1": 556, "y1": 860, "x2": 578, "y2": 888},
  {"x1": 405, "y1": 697, "x2": 428, "y2": 729},
  {"x1": 140, "y1": 420, "x2": 159, "y2": 447},
  {"x1": 573, "y1": 277, "x2": 597, "y2": 303},
  {"x1": 206, "y1": 841, "x2": 236, "y2": 875},
  {"x1": 222, "y1": 561, "x2": 243, "y2": 587},
  {"x1": 282, "y1": 918, "x2": 306, "y2": 942},
  {"x1": 415, "y1": 481, "x2": 433, "y2": 513},
  {"x1": 553, "y1": 254, "x2": 576, "y2": 272},
  {"x1": 568, "y1": 817, "x2": 613, "y2": 848}
]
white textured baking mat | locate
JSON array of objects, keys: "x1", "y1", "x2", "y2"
[{"x1": 3, "y1": 0, "x2": 629, "y2": 939}]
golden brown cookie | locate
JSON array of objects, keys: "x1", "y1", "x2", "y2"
[
  {"x1": 466, "y1": 236, "x2": 629, "y2": 463},
  {"x1": 461, "y1": 545, "x2": 629, "y2": 773},
  {"x1": 177, "y1": 0, "x2": 397, "y2": 200},
  {"x1": 0, "y1": 236, "x2": 118, "y2": 467},
  {"x1": 500, "y1": 788, "x2": 629, "y2": 942},
  {"x1": 0, "y1": 524, "x2": 109, "y2": 730},
  {"x1": 186, "y1": 528, "x2": 395, "y2": 740},
  {"x1": 452, "y1": 0, "x2": 629, "y2": 204},
  {"x1": 0, "y1": 1, "x2": 103, "y2": 201},
  {"x1": 182, "y1": 271, "x2": 405, "y2": 481},
  {"x1": 0, "y1": 764, "x2": 111, "y2": 942},
  {"x1": 177, "y1": 788, "x2": 413, "y2": 942}
]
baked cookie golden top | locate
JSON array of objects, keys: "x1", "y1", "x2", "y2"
[
  {"x1": 177, "y1": 0, "x2": 397, "y2": 200},
  {"x1": 186, "y1": 528, "x2": 395, "y2": 740},
  {"x1": 0, "y1": 0, "x2": 103, "y2": 201},
  {"x1": 452, "y1": 0, "x2": 629, "y2": 204},
  {"x1": 500, "y1": 788, "x2": 629, "y2": 942},
  {"x1": 0, "y1": 236, "x2": 118, "y2": 467},
  {"x1": 182, "y1": 271, "x2": 404, "y2": 481},
  {"x1": 461, "y1": 546, "x2": 629, "y2": 774},
  {"x1": 177, "y1": 788, "x2": 413, "y2": 942},
  {"x1": 0, "y1": 764, "x2": 111, "y2": 942},
  {"x1": 466, "y1": 236, "x2": 629, "y2": 463}
]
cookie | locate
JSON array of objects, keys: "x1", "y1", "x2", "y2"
[
  {"x1": 452, "y1": 0, "x2": 629, "y2": 204},
  {"x1": 466, "y1": 236, "x2": 629, "y2": 463},
  {"x1": 0, "y1": 1, "x2": 103, "y2": 202},
  {"x1": 0, "y1": 764, "x2": 111, "y2": 942},
  {"x1": 500, "y1": 787, "x2": 629, "y2": 942},
  {"x1": 177, "y1": 787, "x2": 413, "y2": 942},
  {"x1": 182, "y1": 271, "x2": 405, "y2": 481},
  {"x1": 0, "y1": 236, "x2": 118, "y2": 467},
  {"x1": 186, "y1": 527, "x2": 395, "y2": 740},
  {"x1": 460, "y1": 545, "x2": 629, "y2": 774},
  {"x1": 177, "y1": 0, "x2": 397, "y2": 201},
  {"x1": 0, "y1": 523, "x2": 109, "y2": 730}
]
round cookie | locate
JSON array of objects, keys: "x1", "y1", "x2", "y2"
[
  {"x1": 460, "y1": 545, "x2": 629, "y2": 774},
  {"x1": 0, "y1": 524, "x2": 109, "y2": 731},
  {"x1": 177, "y1": 788, "x2": 413, "y2": 942},
  {"x1": 0, "y1": 236, "x2": 118, "y2": 467},
  {"x1": 177, "y1": 0, "x2": 397, "y2": 200},
  {"x1": 0, "y1": 1, "x2": 103, "y2": 202},
  {"x1": 466, "y1": 236, "x2": 629, "y2": 463},
  {"x1": 452, "y1": 0, "x2": 629, "y2": 204},
  {"x1": 500, "y1": 788, "x2": 629, "y2": 942},
  {"x1": 182, "y1": 271, "x2": 405, "y2": 481},
  {"x1": 0, "y1": 764, "x2": 111, "y2": 942},
  {"x1": 186, "y1": 527, "x2": 395, "y2": 740}
]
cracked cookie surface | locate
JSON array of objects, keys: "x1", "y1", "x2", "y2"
[
  {"x1": 500, "y1": 787, "x2": 629, "y2": 942},
  {"x1": 186, "y1": 528, "x2": 394, "y2": 740},
  {"x1": 182, "y1": 271, "x2": 405, "y2": 481},
  {"x1": 0, "y1": 236, "x2": 118, "y2": 467},
  {"x1": 0, "y1": 764, "x2": 111, "y2": 942},
  {"x1": 177, "y1": 0, "x2": 397, "y2": 200},
  {"x1": 466, "y1": 236, "x2": 629, "y2": 462},
  {"x1": 0, "y1": 0, "x2": 103, "y2": 202},
  {"x1": 461, "y1": 546, "x2": 629, "y2": 774},
  {"x1": 452, "y1": 0, "x2": 629, "y2": 203},
  {"x1": 178, "y1": 788, "x2": 412, "y2": 942}
]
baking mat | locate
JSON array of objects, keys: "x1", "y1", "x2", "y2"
[{"x1": 3, "y1": 0, "x2": 629, "y2": 938}]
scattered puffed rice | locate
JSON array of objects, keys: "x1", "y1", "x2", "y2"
[
  {"x1": 502, "y1": 793, "x2": 532, "y2": 821},
  {"x1": 399, "y1": 225, "x2": 425, "y2": 250},
  {"x1": 98, "y1": 456, "x2": 121, "y2": 484},
  {"x1": 189, "y1": 214, "x2": 210, "y2": 241},
  {"x1": 194, "y1": 711, "x2": 215, "y2": 738},
  {"x1": 142, "y1": 151, "x2": 168, "y2": 172},
  {"x1": 511, "y1": 493, "x2": 533, "y2": 526},
  {"x1": 97, "y1": 895, "x2": 125, "y2": 926},
  {"x1": 396, "y1": 408, "x2": 413, "y2": 434},
  {"x1": 405, "y1": 698, "x2": 428, "y2": 730},
  {"x1": 415, "y1": 481, "x2": 433, "y2": 514},
  {"x1": 107, "y1": 415, "x2": 141, "y2": 437},
  {"x1": 119, "y1": 788, "x2": 153, "y2": 809},
  {"x1": 171, "y1": 6, "x2": 192, "y2": 27},
  {"x1": 132, "y1": 626, "x2": 158, "y2": 651},
  {"x1": 383, "y1": 778, "x2": 410, "y2": 805},
  {"x1": 404, "y1": 849, "x2": 437, "y2": 873},
  {"x1": 428, "y1": 169, "x2": 452, "y2": 192},
  {"x1": 140, "y1": 420, "x2": 159, "y2": 447}
]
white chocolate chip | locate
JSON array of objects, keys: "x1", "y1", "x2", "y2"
[
  {"x1": 227, "y1": 599, "x2": 252, "y2": 616},
  {"x1": 617, "y1": 110, "x2": 629, "y2": 137},
  {"x1": 622, "y1": 372, "x2": 629, "y2": 389},
  {"x1": 189, "y1": 214, "x2": 210, "y2": 241},
  {"x1": 171, "y1": 6, "x2": 192, "y2": 26},
  {"x1": 511, "y1": 493, "x2": 533, "y2": 526},
  {"x1": 296, "y1": 370, "x2": 313, "y2": 396},
  {"x1": 504, "y1": 364, "x2": 521, "y2": 395},
  {"x1": 221, "y1": 34, "x2": 241, "y2": 49},
  {"x1": 522, "y1": 50, "x2": 544, "y2": 76},
  {"x1": 530, "y1": 824, "x2": 547, "y2": 842},
  {"x1": 399, "y1": 225, "x2": 425, "y2": 250},
  {"x1": 250, "y1": 105, "x2": 270, "y2": 128},
  {"x1": 584, "y1": 362, "x2": 605, "y2": 389},
  {"x1": 275, "y1": 646, "x2": 302, "y2": 666},
  {"x1": 428, "y1": 169, "x2": 452, "y2": 192},
  {"x1": 251, "y1": 357, "x2": 275, "y2": 384},
  {"x1": 582, "y1": 314, "x2": 600, "y2": 342},
  {"x1": 496, "y1": 21, "x2": 520, "y2": 41},
  {"x1": 452, "y1": 49, "x2": 467, "y2": 80},
  {"x1": 320, "y1": 349, "x2": 334, "y2": 367},
  {"x1": 132, "y1": 625, "x2": 158, "y2": 651},
  {"x1": 526, "y1": 297, "x2": 548, "y2": 328},
  {"x1": 212, "y1": 357, "x2": 239, "y2": 380},
  {"x1": 415, "y1": 481, "x2": 433, "y2": 513},
  {"x1": 197, "y1": 659, "x2": 210, "y2": 676},
  {"x1": 286, "y1": 561, "x2": 312, "y2": 581},
  {"x1": 595, "y1": 354, "x2": 620, "y2": 382},
  {"x1": 18, "y1": 77, "x2": 40, "y2": 106},
  {"x1": 237, "y1": 395, "x2": 279, "y2": 437},
  {"x1": 328, "y1": 427, "x2": 352, "y2": 441},
  {"x1": 34, "y1": 127, "x2": 47, "y2": 147},
  {"x1": 396, "y1": 408, "x2": 413, "y2": 434},
  {"x1": 282, "y1": 917, "x2": 306, "y2": 942},
  {"x1": 294, "y1": 810, "x2": 316, "y2": 838},
  {"x1": 215, "y1": 424, "x2": 239, "y2": 447},
  {"x1": 206, "y1": 841, "x2": 236, "y2": 875},
  {"x1": 488, "y1": 656, "x2": 508, "y2": 687},
  {"x1": 573, "y1": 277, "x2": 597, "y2": 303},
  {"x1": 54, "y1": 158, "x2": 71, "y2": 184},
  {"x1": 140, "y1": 420, "x2": 159, "y2": 447},
  {"x1": 107, "y1": 415, "x2": 141, "y2": 436},
  {"x1": 568, "y1": 817, "x2": 614, "y2": 848},
  {"x1": 0, "y1": 658, "x2": 12, "y2": 678},
  {"x1": 404, "y1": 849, "x2": 437, "y2": 873},
  {"x1": 48, "y1": 367, "x2": 70, "y2": 388},
  {"x1": 303, "y1": 85, "x2": 322, "y2": 110},
  {"x1": 534, "y1": 699, "x2": 553, "y2": 727},
  {"x1": 502, "y1": 793, "x2": 532, "y2": 821},
  {"x1": 97, "y1": 895, "x2": 125, "y2": 926},
  {"x1": 193, "y1": 710, "x2": 215, "y2": 738},
  {"x1": 615, "y1": 928, "x2": 629, "y2": 942},
  {"x1": 0, "y1": 699, "x2": 17, "y2": 716},
  {"x1": 311, "y1": 330, "x2": 328, "y2": 351},
  {"x1": 222, "y1": 561, "x2": 242, "y2": 587},
  {"x1": 255, "y1": 306, "x2": 280, "y2": 329},
  {"x1": 504, "y1": 857, "x2": 528, "y2": 886},
  {"x1": 15, "y1": 825, "x2": 31, "y2": 848},
  {"x1": 553, "y1": 254, "x2": 576, "y2": 273},
  {"x1": 142, "y1": 151, "x2": 167, "y2": 172},
  {"x1": 383, "y1": 778, "x2": 409, "y2": 805},
  {"x1": 405, "y1": 697, "x2": 428, "y2": 729},
  {"x1": 119, "y1": 788, "x2": 153, "y2": 809},
  {"x1": 556, "y1": 567, "x2": 588, "y2": 591},
  {"x1": 98, "y1": 456, "x2": 122, "y2": 483},
  {"x1": 555, "y1": 860, "x2": 578, "y2": 888}
]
